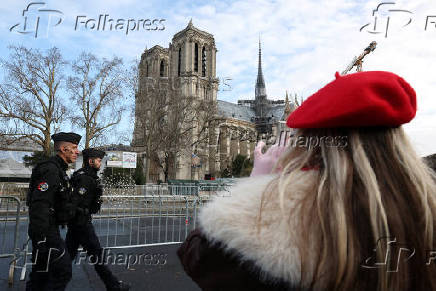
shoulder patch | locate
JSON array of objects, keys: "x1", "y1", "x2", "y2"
[
  {"x1": 37, "y1": 182, "x2": 49, "y2": 192},
  {"x1": 78, "y1": 187, "x2": 87, "y2": 195}
]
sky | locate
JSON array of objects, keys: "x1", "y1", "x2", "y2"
[{"x1": 0, "y1": 0, "x2": 435, "y2": 156}]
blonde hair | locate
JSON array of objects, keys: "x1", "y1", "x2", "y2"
[{"x1": 260, "y1": 127, "x2": 436, "y2": 290}]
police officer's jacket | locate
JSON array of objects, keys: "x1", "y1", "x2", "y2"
[
  {"x1": 70, "y1": 166, "x2": 103, "y2": 225},
  {"x1": 28, "y1": 155, "x2": 74, "y2": 241}
]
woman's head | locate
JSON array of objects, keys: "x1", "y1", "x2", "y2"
[
  {"x1": 267, "y1": 126, "x2": 436, "y2": 290},
  {"x1": 261, "y1": 71, "x2": 435, "y2": 290}
]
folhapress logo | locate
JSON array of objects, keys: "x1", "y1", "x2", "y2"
[
  {"x1": 9, "y1": 2, "x2": 64, "y2": 38},
  {"x1": 10, "y1": 1, "x2": 166, "y2": 38}
]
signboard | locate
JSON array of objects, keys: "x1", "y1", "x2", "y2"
[
  {"x1": 106, "y1": 151, "x2": 137, "y2": 168},
  {"x1": 123, "y1": 152, "x2": 137, "y2": 168},
  {"x1": 0, "y1": 151, "x2": 33, "y2": 178},
  {"x1": 106, "y1": 152, "x2": 123, "y2": 167}
]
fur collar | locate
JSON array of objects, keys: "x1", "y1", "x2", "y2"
[{"x1": 199, "y1": 171, "x2": 318, "y2": 284}]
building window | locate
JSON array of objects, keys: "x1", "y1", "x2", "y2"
[
  {"x1": 160, "y1": 59, "x2": 165, "y2": 77},
  {"x1": 202, "y1": 46, "x2": 207, "y2": 77},
  {"x1": 146, "y1": 62, "x2": 149, "y2": 77},
  {"x1": 194, "y1": 43, "x2": 198, "y2": 72},
  {"x1": 178, "y1": 47, "x2": 182, "y2": 77}
]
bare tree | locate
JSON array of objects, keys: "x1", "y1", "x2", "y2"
[
  {"x1": 131, "y1": 67, "x2": 218, "y2": 182},
  {"x1": 129, "y1": 60, "x2": 171, "y2": 182},
  {"x1": 67, "y1": 52, "x2": 125, "y2": 148},
  {"x1": 153, "y1": 81, "x2": 218, "y2": 182},
  {"x1": 0, "y1": 46, "x2": 67, "y2": 156}
]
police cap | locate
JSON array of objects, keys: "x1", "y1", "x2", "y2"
[
  {"x1": 51, "y1": 132, "x2": 82, "y2": 144},
  {"x1": 82, "y1": 148, "x2": 106, "y2": 159}
]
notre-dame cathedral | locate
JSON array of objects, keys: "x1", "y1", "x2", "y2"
[{"x1": 132, "y1": 20, "x2": 296, "y2": 181}]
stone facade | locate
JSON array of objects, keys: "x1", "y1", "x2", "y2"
[{"x1": 132, "y1": 21, "x2": 296, "y2": 181}]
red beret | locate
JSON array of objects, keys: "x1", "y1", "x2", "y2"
[{"x1": 286, "y1": 71, "x2": 417, "y2": 128}]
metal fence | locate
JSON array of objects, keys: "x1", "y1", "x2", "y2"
[
  {"x1": 0, "y1": 182, "x2": 233, "y2": 204},
  {"x1": 0, "y1": 183, "x2": 28, "y2": 202},
  {"x1": 95, "y1": 194, "x2": 215, "y2": 248},
  {"x1": 0, "y1": 183, "x2": 233, "y2": 286},
  {"x1": 0, "y1": 196, "x2": 26, "y2": 286}
]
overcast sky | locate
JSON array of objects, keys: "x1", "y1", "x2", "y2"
[{"x1": 1, "y1": 0, "x2": 435, "y2": 156}]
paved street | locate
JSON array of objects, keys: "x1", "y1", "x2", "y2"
[{"x1": 0, "y1": 218, "x2": 201, "y2": 291}]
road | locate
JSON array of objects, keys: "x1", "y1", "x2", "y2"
[{"x1": 0, "y1": 217, "x2": 202, "y2": 291}]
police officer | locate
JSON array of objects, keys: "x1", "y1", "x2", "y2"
[
  {"x1": 66, "y1": 148, "x2": 130, "y2": 291},
  {"x1": 26, "y1": 132, "x2": 81, "y2": 291}
]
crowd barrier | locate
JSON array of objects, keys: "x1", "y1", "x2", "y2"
[
  {"x1": 0, "y1": 183, "x2": 233, "y2": 286},
  {"x1": 0, "y1": 196, "x2": 25, "y2": 286}
]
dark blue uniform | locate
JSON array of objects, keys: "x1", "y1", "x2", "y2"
[
  {"x1": 26, "y1": 155, "x2": 73, "y2": 291},
  {"x1": 66, "y1": 166, "x2": 125, "y2": 290}
]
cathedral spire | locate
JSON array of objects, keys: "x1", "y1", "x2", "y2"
[
  {"x1": 284, "y1": 90, "x2": 292, "y2": 119},
  {"x1": 188, "y1": 18, "x2": 193, "y2": 28},
  {"x1": 255, "y1": 37, "x2": 266, "y2": 98}
]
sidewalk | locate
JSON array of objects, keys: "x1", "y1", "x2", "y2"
[{"x1": 1, "y1": 244, "x2": 201, "y2": 291}]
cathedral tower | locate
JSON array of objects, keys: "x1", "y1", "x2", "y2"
[
  {"x1": 132, "y1": 20, "x2": 219, "y2": 181},
  {"x1": 169, "y1": 19, "x2": 218, "y2": 101}
]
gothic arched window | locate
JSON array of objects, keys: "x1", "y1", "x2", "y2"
[
  {"x1": 194, "y1": 43, "x2": 199, "y2": 72},
  {"x1": 160, "y1": 59, "x2": 165, "y2": 77},
  {"x1": 178, "y1": 47, "x2": 182, "y2": 77},
  {"x1": 146, "y1": 61, "x2": 149, "y2": 77},
  {"x1": 202, "y1": 46, "x2": 207, "y2": 77}
]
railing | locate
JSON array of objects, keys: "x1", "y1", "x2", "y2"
[
  {"x1": 95, "y1": 195, "x2": 213, "y2": 248},
  {"x1": 0, "y1": 183, "x2": 28, "y2": 202},
  {"x1": 0, "y1": 183, "x2": 233, "y2": 286},
  {"x1": 0, "y1": 196, "x2": 25, "y2": 286}
]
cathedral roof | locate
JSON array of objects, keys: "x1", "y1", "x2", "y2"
[
  {"x1": 141, "y1": 45, "x2": 169, "y2": 61},
  {"x1": 173, "y1": 19, "x2": 214, "y2": 41},
  {"x1": 142, "y1": 45, "x2": 168, "y2": 55},
  {"x1": 218, "y1": 100, "x2": 287, "y2": 123},
  {"x1": 218, "y1": 100, "x2": 255, "y2": 122},
  {"x1": 266, "y1": 105, "x2": 287, "y2": 121}
]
